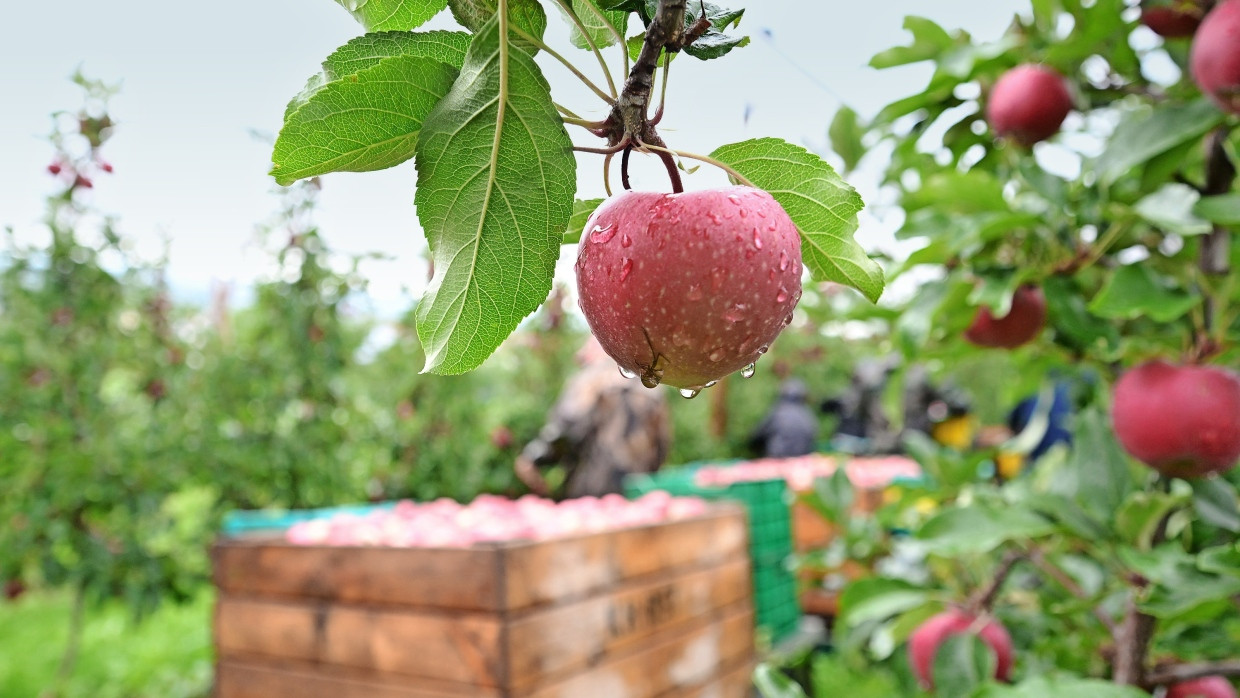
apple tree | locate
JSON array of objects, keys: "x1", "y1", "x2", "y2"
[{"x1": 761, "y1": 0, "x2": 1240, "y2": 696}]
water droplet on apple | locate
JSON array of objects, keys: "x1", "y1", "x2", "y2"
[
  {"x1": 768, "y1": 270, "x2": 776, "y2": 281},
  {"x1": 708, "y1": 348, "x2": 725, "y2": 362},
  {"x1": 672, "y1": 325, "x2": 691, "y2": 346},
  {"x1": 710, "y1": 267, "x2": 726, "y2": 292},
  {"x1": 727, "y1": 194, "x2": 741, "y2": 205},
  {"x1": 620, "y1": 234, "x2": 632, "y2": 248},
  {"x1": 704, "y1": 380, "x2": 719, "y2": 388},
  {"x1": 767, "y1": 221, "x2": 778, "y2": 232},
  {"x1": 782, "y1": 312, "x2": 793, "y2": 326},
  {"x1": 738, "y1": 208, "x2": 748, "y2": 219},
  {"x1": 589, "y1": 223, "x2": 616, "y2": 244},
  {"x1": 687, "y1": 284, "x2": 704, "y2": 301},
  {"x1": 738, "y1": 334, "x2": 757, "y2": 354},
  {"x1": 776, "y1": 287, "x2": 789, "y2": 303},
  {"x1": 724, "y1": 304, "x2": 746, "y2": 322},
  {"x1": 619, "y1": 258, "x2": 633, "y2": 282},
  {"x1": 679, "y1": 387, "x2": 701, "y2": 399},
  {"x1": 779, "y1": 251, "x2": 789, "y2": 271},
  {"x1": 618, "y1": 365, "x2": 637, "y2": 379},
  {"x1": 758, "y1": 345, "x2": 769, "y2": 354},
  {"x1": 741, "y1": 363, "x2": 757, "y2": 378},
  {"x1": 640, "y1": 367, "x2": 663, "y2": 388},
  {"x1": 752, "y1": 230, "x2": 763, "y2": 250},
  {"x1": 709, "y1": 211, "x2": 722, "y2": 224}
]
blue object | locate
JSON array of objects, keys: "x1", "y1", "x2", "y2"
[
  {"x1": 1008, "y1": 382, "x2": 1073, "y2": 461},
  {"x1": 220, "y1": 501, "x2": 399, "y2": 536}
]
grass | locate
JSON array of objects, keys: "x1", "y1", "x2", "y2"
[{"x1": 0, "y1": 589, "x2": 213, "y2": 698}]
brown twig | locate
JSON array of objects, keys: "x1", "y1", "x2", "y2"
[
  {"x1": 967, "y1": 550, "x2": 1026, "y2": 615},
  {"x1": 1146, "y1": 660, "x2": 1240, "y2": 687},
  {"x1": 1113, "y1": 482, "x2": 1175, "y2": 686}
]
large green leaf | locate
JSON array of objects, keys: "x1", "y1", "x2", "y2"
[
  {"x1": 413, "y1": 14, "x2": 576, "y2": 375},
  {"x1": 1045, "y1": 408, "x2": 1133, "y2": 521},
  {"x1": 561, "y1": 198, "x2": 603, "y2": 245},
  {"x1": 1192, "y1": 477, "x2": 1240, "y2": 533},
  {"x1": 448, "y1": 0, "x2": 548, "y2": 47},
  {"x1": 271, "y1": 56, "x2": 459, "y2": 186},
  {"x1": 869, "y1": 16, "x2": 955, "y2": 69},
  {"x1": 711, "y1": 138, "x2": 882, "y2": 302},
  {"x1": 932, "y1": 634, "x2": 994, "y2": 697},
  {"x1": 332, "y1": 0, "x2": 448, "y2": 31},
  {"x1": 1193, "y1": 193, "x2": 1240, "y2": 226},
  {"x1": 1095, "y1": 100, "x2": 1225, "y2": 186},
  {"x1": 1088, "y1": 264, "x2": 1200, "y2": 323},
  {"x1": 1115, "y1": 491, "x2": 1185, "y2": 550},
  {"x1": 837, "y1": 577, "x2": 934, "y2": 628},
  {"x1": 1134, "y1": 183, "x2": 1212, "y2": 236},
  {"x1": 916, "y1": 503, "x2": 1054, "y2": 555},
  {"x1": 828, "y1": 106, "x2": 865, "y2": 174}
]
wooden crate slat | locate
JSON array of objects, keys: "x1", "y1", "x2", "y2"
[
  {"x1": 506, "y1": 558, "x2": 752, "y2": 687},
  {"x1": 671, "y1": 660, "x2": 754, "y2": 698},
  {"x1": 213, "y1": 543, "x2": 503, "y2": 611},
  {"x1": 502, "y1": 507, "x2": 748, "y2": 610},
  {"x1": 516, "y1": 604, "x2": 754, "y2": 698},
  {"x1": 215, "y1": 660, "x2": 497, "y2": 698},
  {"x1": 215, "y1": 596, "x2": 505, "y2": 686}
]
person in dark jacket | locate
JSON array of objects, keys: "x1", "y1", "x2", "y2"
[
  {"x1": 515, "y1": 336, "x2": 672, "y2": 499},
  {"x1": 749, "y1": 379, "x2": 819, "y2": 458}
]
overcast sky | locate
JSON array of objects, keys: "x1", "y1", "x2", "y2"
[{"x1": 1, "y1": 1, "x2": 1027, "y2": 316}]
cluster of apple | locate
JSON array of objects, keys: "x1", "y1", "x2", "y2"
[
  {"x1": 908, "y1": 608, "x2": 1238, "y2": 696},
  {"x1": 283, "y1": 491, "x2": 711, "y2": 548},
  {"x1": 691, "y1": 454, "x2": 922, "y2": 492}
]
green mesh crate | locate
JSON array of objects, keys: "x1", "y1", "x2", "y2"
[{"x1": 624, "y1": 468, "x2": 801, "y2": 644}]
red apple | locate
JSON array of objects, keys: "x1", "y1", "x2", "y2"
[
  {"x1": 964, "y1": 285, "x2": 1047, "y2": 349},
  {"x1": 908, "y1": 609, "x2": 1014, "y2": 691},
  {"x1": 575, "y1": 187, "x2": 803, "y2": 390},
  {"x1": 1142, "y1": 0, "x2": 1210, "y2": 37},
  {"x1": 1112, "y1": 361, "x2": 1240, "y2": 478},
  {"x1": 986, "y1": 65, "x2": 1074, "y2": 146},
  {"x1": 1167, "y1": 676, "x2": 1239, "y2": 698},
  {"x1": 1192, "y1": 0, "x2": 1240, "y2": 114}
]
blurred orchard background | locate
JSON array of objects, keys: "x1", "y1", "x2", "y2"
[{"x1": 2, "y1": 0, "x2": 1239, "y2": 696}]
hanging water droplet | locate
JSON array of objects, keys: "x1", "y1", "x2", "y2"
[
  {"x1": 704, "y1": 380, "x2": 719, "y2": 388},
  {"x1": 618, "y1": 365, "x2": 637, "y2": 379},
  {"x1": 620, "y1": 233, "x2": 632, "y2": 248},
  {"x1": 741, "y1": 363, "x2": 757, "y2": 379},
  {"x1": 757, "y1": 345, "x2": 769, "y2": 354},
  {"x1": 589, "y1": 223, "x2": 616, "y2": 244},
  {"x1": 679, "y1": 387, "x2": 701, "y2": 399},
  {"x1": 752, "y1": 230, "x2": 764, "y2": 250},
  {"x1": 779, "y1": 251, "x2": 789, "y2": 271},
  {"x1": 672, "y1": 325, "x2": 691, "y2": 347},
  {"x1": 783, "y1": 312, "x2": 794, "y2": 326},
  {"x1": 727, "y1": 194, "x2": 741, "y2": 205},
  {"x1": 687, "y1": 284, "x2": 704, "y2": 301},
  {"x1": 724, "y1": 304, "x2": 746, "y2": 322},
  {"x1": 776, "y1": 287, "x2": 789, "y2": 303},
  {"x1": 708, "y1": 348, "x2": 725, "y2": 362},
  {"x1": 641, "y1": 370, "x2": 662, "y2": 389},
  {"x1": 619, "y1": 258, "x2": 633, "y2": 282}
]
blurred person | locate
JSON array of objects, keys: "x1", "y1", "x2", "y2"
[
  {"x1": 994, "y1": 380, "x2": 1075, "y2": 479},
  {"x1": 515, "y1": 336, "x2": 672, "y2": 499},
  {"x1": 748, "y1": 378, "x2": 819, "y2": 458}
]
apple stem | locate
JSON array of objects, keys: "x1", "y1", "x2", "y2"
[{"x1": 621, "y1": 145, "x2": 633, "y2": 191}]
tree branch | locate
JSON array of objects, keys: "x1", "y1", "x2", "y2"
[
  {"x1": 1199, "y1": 126, "x2": 1235, "y2": 278},
  {"x1": 1146, "y1": 660, "x2": 1240, "y2": 687},
  {"x1": 968, "y1": 550, "x2": 1025, "y2": 614}
]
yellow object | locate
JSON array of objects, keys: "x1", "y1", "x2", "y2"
[
  {"x1": 882, "y1": 486, "x2": 902, "y2": 505},
  {"x1": 996, "y1": 451, "x2": 1025, "y2": 480},
  {"x1": 932, "y1": 415, "x2": 977, "y2": 449},
  {"x1": 913, "y1": 497, "x2": 938, "y2": 516}
]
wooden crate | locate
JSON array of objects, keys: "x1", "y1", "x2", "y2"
[{"x1": 212, "y1": 505, "x2": 756, "y2": 697}]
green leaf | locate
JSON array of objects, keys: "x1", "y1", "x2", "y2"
[
  {"x1": 710, "y1": 138, "x2": 883, "y2": 303},
  {"x1": 828, "y1": 106, "x2": 865, "y2": 174},
  {"x1": 869, "y1": 16, "x2": 955, "y2": 69},
  {"x1": 932, "y1": 634, "x2": 994, "y2": 697},
  {"x1": 448, "y1": 0, "x2": 548, "y2": 49},
  {"x1": 916, "y1": 503, "x2": 1054, "y2": 555},
  {"x1": 1198, "y1": 543, "x2": 1240, "y2": 577},
  {"x1": 625, "y1": 32, "x2": 673, "y2": 66},
  {"x1": 681, "y1": 0, "x2": 748, "y2": 60},
  {"x1": 271, "y1": 55, "x2": 460, "y2": 185},
  {"x1": 967, "y1": 271, "x2": 1026, "y2": 318},
  {"x1": 1193, "y1": 193, "x2": 1240, "y2": 226},
  {"x1": 1046, "y1": 408, "x2": 1133, "y2": 520},
  {"x1": 1043, "y1": 276, "x2": 1119, "y2": 353},
  {"x1": 1192, "y1": 477, "x2": 1240, "y2": 533},
  {"x1": 413, "y1": 15, "x2": 576, "y2": 375},
  {"x1": 1115, "y1": 491, "x2": 1184, "y2": 549},
  {"x1": 1121, "y1": 546, "x2": 1240, "y2": 620},
  {"x1": 808, "y1": 467, "x2": 854, "y2": 525},
  {"x1": 332, "y1": 0, "x2": 448, "y2": 31},
  {"x1": 1134, "y1": 184, "x2": 1212, "y2": 236},
  {"x1": 837, "y1": 578, "x2": 933, "y2": 628},
  {"x1": 285, "y1": 31, "x2": 471, "y2": 120},
  {"x1": 975, "y1": 677, "x2": 1148, "y2": 698},
  {"x1": 752, "y1": 664, "x2": 809, "y2": 698},
  {"x1": 1088, "y1": 265, "x2": 1201, "y2": 322},
  {"x1": 559, "y1": 0, "x2": 627, "y2": 49},
  {"x1": 562, "y1": 198, "x2": 603, "y2": 245},
  {"x1": 1095, "y1": 100, "x2": 1226, "y2": 186}
]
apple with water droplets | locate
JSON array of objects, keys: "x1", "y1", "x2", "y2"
[
  {"x1": 574, "y1": 186, "x2": 803, "y2": 390},
  {"x1": 1111, "y1": 360, "x2": 1240, "y2": 478},
  {"x1": 964, "y1": 284, "x2": 1047, "y2": 349},
  {"x1": 908, "y1": 608, "x2": 1013, "y2": 691},
  {"x1": 986, "y1": 64, "x2": 1074, "y2": 146},
  {"x1": 1191, "y1": 0, "x2": 1240, "y2": 114},
  {"x1": 1167, "y1": 676, "x2": 1238, "y2": 698},
  {"x1": 1141, "y1": 0, "x2": 1210, "y2": 38}
]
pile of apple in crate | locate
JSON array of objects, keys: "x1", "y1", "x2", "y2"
[{"x1": 212, "y1": 491, "x2": 756, "y2": 698}]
